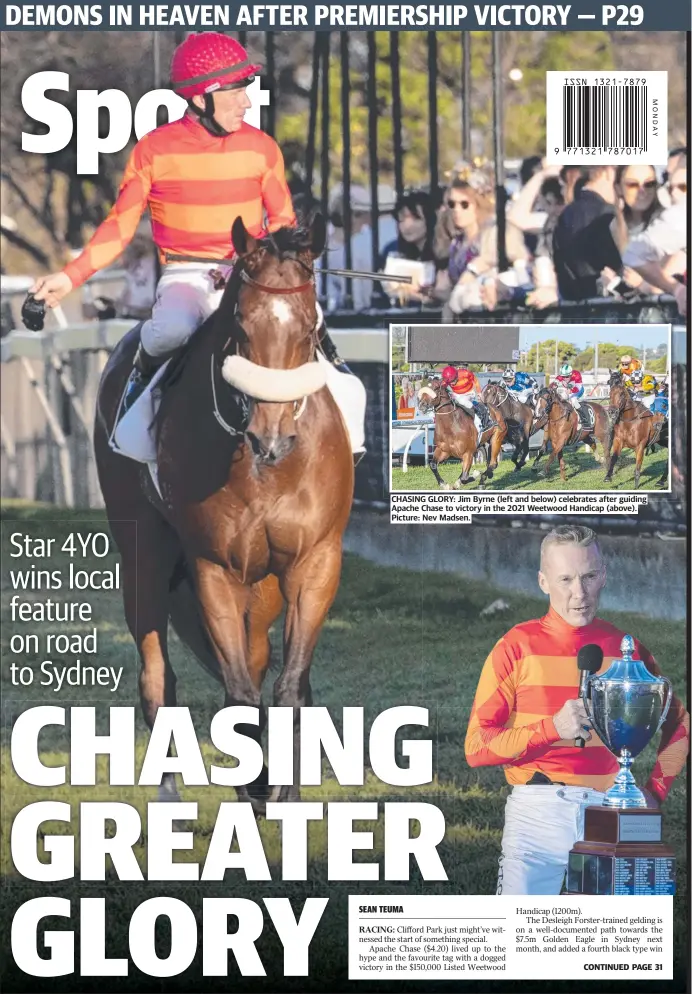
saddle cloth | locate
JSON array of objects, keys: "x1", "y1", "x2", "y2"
[
  {"x1": 110, "y1": 353, "x2": 367, "y2": 469},
  {"x1": 577, "y1": 404, "x2": 596, "y2": 430}
]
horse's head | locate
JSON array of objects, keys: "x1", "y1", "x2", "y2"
[
  {"x1": 222, "y1": 215, "x2": 326, "y2": 464},
  {"x1": 608, "y1": 369, "x2": 624, "y2": 388},
  {"x1": 482, "y1": 381, "x2": 503, "y2": 407},
  {"x1": 416, "y1": 377, "x2": 444, "y2": 415},
  {"x1": 534, "y1": 385, "x2": 556, "y2": 420},
  {"x1": 609, "y1": 380, "x2": 630, "y2": 414}
]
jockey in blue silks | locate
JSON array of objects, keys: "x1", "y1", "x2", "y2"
[{"x1": 502, "y1": 367, "x2": 538, "y2": 406}]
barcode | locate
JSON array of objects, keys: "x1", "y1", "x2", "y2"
[
  {"x1": 562, "y1": 84, "x2": 647, "y2": 151},
  {"x1": 546, "y1": 71, "x2": 667, "y2": 165}
]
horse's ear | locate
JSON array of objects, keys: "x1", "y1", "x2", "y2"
[
  {"x1": 309, "y1": 212, "x2": 326, "y2": 259},
  {"x1": 231, "y1": 217, "x2": 257, "y2": 258}
]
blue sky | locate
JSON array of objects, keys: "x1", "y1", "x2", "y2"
[{"x1": 518, "y1": 324, "x2": 670, "y2": 352}]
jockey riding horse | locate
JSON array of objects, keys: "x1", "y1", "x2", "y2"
[{"x1": 28, "y1": 32, "x2": 361, "y2": 446}]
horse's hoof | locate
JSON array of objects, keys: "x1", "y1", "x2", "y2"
[
  {"x1": 453, "y1": 479, "x2": 462, "y2": 490},
  {"x1": 439, "y1": 482, "x2": 452, "y2": 491}
]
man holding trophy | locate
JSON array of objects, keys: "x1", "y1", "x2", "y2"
[{"x1": 465, "y1": 525, "x2": 689, "y2": 896}]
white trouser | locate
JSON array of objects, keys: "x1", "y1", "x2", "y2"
[
  {"x1": 640, "y1": 394, "x2": 655, "y2": 409},
  {"x1": 139, "y1": 266, "x2": 366, "y2": 454},
  {"x1": 557, "y1": 385, "x2": 581, "y2": 409},
  {"x1": 140, "y1": 264, "x2": 227, "y2": 358},
  {"x1": 497, "y1": 784, "x2": 606, "y2": 895},
  {"x1": 514, "y1": 388, "x2": 533, "y2": 405},
  {"x1": 451, "y1": 392, "x2": 478, "y2": 412},
  {"x1": 451, "y1": 392, "x2": 482, "y2": 433}
]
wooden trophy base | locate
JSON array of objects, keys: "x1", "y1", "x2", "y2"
[{"x1": 566, "y1": 807, "x2": 675, "y2": 895}]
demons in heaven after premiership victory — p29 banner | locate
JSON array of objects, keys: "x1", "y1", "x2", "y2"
[{"x1": 0, "y1": 3, "x2": 690, "y2": 993}]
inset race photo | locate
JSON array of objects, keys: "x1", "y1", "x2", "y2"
[{"x1": 391, "y1": 323, "x2": 670, "y2": 492}]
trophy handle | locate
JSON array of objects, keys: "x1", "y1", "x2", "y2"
[
  {"x1": 656, "y1": 676, "x2": 673, "y2": 734},
  {"x1": 583, "y1": 675, "x2": 596, "y2": 724}
]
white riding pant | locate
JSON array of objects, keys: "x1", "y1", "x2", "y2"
[
  {"x1": 556, "y1": 385, "x2": 581, "y2": 409},
  {"x1": 497, "y1": 784, "x2": 606, "y2": 896},
  {"x1": 139, "y1": 265, "x2": 366, "y2": 454},
  {"x1": 140, "y1": 264, "x2": 227, "y2": 358},
  {"x1": 513, "y1": 388, "x2": 533, "y2": 405},
  {"x1": 450, "y1": 392, "x2": 478, "y2": 411}
]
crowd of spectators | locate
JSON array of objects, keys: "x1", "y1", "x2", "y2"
[{"x1": 314, "y1": 148, "x2": 687, "y2": 319}]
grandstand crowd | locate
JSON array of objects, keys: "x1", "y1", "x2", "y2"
[{"x1": 58, "y1": 148, "x2": 689, "y2": 324}]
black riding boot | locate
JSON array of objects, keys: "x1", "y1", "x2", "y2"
[
  {"x1": 318, "y1": 322, "x2": 352, "y2": 373},
  {"x1": 472, "y1": 400, "x2": 491, "y2": 431},
  {"x1": 120, "y1": 344, "x2": 164, "y2": 419}
]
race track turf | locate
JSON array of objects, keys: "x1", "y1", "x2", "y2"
[
  {"x1": 392, "y1": 446, "x2": 669, "y2": 491},
  {"x1": 0, "y1": 504, "x2": 687, "y2": 993}
]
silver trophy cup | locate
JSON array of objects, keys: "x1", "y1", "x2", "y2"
[{"x1": 585, "y1": 634, "x2": 672, "y2": 809}]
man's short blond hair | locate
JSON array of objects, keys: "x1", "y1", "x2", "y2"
[{"x1": 540, "y1": 524, "x2": 600, "y2": 569}]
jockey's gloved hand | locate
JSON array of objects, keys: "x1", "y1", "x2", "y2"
[
  {"x1": 21, "y1": 293, "x2": 46, "y2": 332},
  {"x1": 94, "y1": 296, "x2": 117, "y2": 320}
]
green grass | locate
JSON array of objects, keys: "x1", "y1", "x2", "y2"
[
  {"x1": 392, "y1": 447, "x2": 669, "y2": 491},
  {"x1": 0, "y1": 505, "x2": 687, "y2": 992}
]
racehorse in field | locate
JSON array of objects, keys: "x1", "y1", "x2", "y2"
[
  {"x1": 417, "y1": 378, "x2": 507, "y2": 488},
  {"x1": 531, "y1": 386, "x2": 610, "y2": 481},
  {"x1": 94, "y1": 216, "x2": 353, "y2": 814},
  {"x1": 482, "y1": 380, "x2": 536, "y2": 472},
  {"x1": 604, "y1": 372, "x2": 667, "y2": 489}
]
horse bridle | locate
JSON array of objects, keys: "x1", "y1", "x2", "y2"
[
  {"x1": 214, "y1": 250, "x2": 319, "y2": 433},
  {"x1": 537, "y1": 389, "x2": 570, "y2": 425},
  {"x1": 226, "y1": 250, "x2": 319, "y2": 352}
]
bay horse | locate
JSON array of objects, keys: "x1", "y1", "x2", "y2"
[
  {"x1": 531, "y1": 386, "x2": 610, "y2": 481},
  {"x1": 417, "y1": 378, "x2": 507, "y2": 488},
  {"x1": 94, "y1": 216, "x2": 353, "y2": 814},
  {"x1": 604, "y1": 373, "x2": 667, "y2": 488},
  {"x1": 481, "y1": 380, "x2": 536, "y2": 471}
]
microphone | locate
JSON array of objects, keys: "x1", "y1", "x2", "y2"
[{"x1": 575, "y1": 644, "x2": 603, "y2": 748}]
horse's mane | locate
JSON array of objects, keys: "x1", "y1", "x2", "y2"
[{"x1": 262, "y1": 224, "x2": 315, "y2": 256}]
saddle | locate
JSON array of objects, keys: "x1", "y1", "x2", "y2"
[
  {"x1": 568, "y1": 403, "x2": 596, "y2": 445},
  {"x1": 577, "y1": 404, "x2": 596, "y2": 430}
]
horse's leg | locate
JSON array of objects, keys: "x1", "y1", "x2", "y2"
[
  {"x1": 272, "y1": 535, "x2": 343, "y2": 803},
  {"x1": 543, "y1": 443, "x2": 558, "y2": 477},
  {"x1": 559, "y1": 448, "x2": 568, "y2": 482},
  {"x1": 515, "y1": 429, "x2": 530, "y2": 471},
  {"x1": 531, "y1": 435, "x2": 549, "y2": 472},
  {"x1": 193, "y1": 559, "x2": 266, "y2": 809},
  {"x1": 604, "y1": 435, "x2": 622, "y2": 483},
  {"x1": 430, "y1": 447, "x2": 451, "y2": 490},
  {"x1": 633, "y1": 440, "x2": 646, "y2": 489},
  {"x1": 586, "y1": 438, "x2": 602, "y2": 464},
  {"x1": 454, "y1": 449, "x2": 475, "y2": 488},
  {"x1": 110, "y1": 511, "x2": 181, "y2": 802},
  {"x1": 243, "y1": 575, "x2": 284, "y2": 795}
]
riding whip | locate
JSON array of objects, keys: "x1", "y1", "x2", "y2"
[{"x1": 164, "y1": 253, "x2": 413, "y2": 284}]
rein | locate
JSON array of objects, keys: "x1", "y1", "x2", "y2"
[
  {"x1": 239, "y1": 266, "x2": 314, "y2": 296},
  {"x1": 213, "y1": 253, "x2": 319, "y2": 437}
]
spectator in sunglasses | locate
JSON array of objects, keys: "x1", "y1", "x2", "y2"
[
  {"x1": 434, "y1": 179, "x2": 526, "y2": 317},
  {"x1": 612, "y1": 165, "x2": 662, "y2": 249},
  {"x1": 667, "y1": 166, "x2": 687, "y2": 206}
]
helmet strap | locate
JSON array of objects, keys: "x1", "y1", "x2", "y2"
[{"x1": 187, "y1": 94, "x2": 230, "y2": 137}]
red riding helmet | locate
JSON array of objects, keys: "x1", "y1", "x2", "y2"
[
  {"x1": 171, "y1": 33, "x2": 262, "y2": 99},
  {"x1": 441, "y1": 365, "x2": 458, "y2": 385}
]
